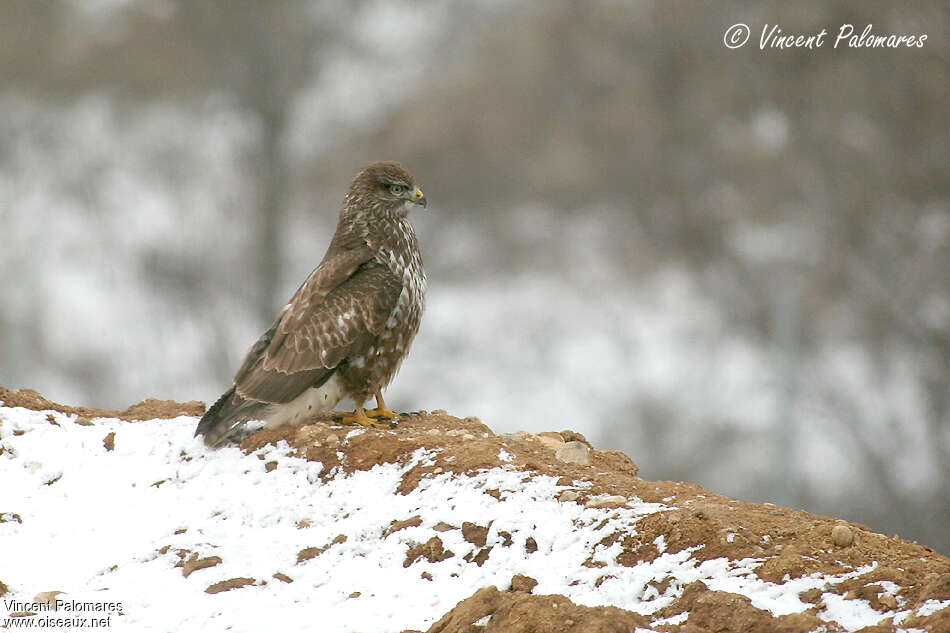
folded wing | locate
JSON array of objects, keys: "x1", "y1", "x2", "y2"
[{"x1": 232, "y1": 247, "x2": 402, "y2": 404}]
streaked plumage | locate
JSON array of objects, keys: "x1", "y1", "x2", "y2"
[{"x1": 195, "y1": 161, "x2": 427, "y2": 447}]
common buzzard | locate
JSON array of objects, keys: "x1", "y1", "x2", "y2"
[{"x1": 195, "y1": 161, "x2": 427, "y2": 447}]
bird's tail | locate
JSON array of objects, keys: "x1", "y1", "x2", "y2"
[{"x1": 194, "y1": 387, "x2": 270, "y2": 448}]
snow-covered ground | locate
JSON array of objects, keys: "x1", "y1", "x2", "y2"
[{"x1": 2, "y1": 404, "x2": 943, "y2": 632}]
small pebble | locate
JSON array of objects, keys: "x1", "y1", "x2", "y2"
[
  {"x1": 831, "y1": 524, "x2": 854, "y2": 547},
  {"x1": 536, "y1": 436, "x2": 564, "y2": 451},
  {"x1": 555, "y1": 441, "x2": 591, "y2": 466},
  {"x1": 585, "y1": 494, "x2": 627, "y2": 508},
  {"x1": 536, "y1": 434, "x2": 565, "y2": 450}
]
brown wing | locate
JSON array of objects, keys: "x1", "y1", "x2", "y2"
[{"x1": 232, "y1": 249, "x2": 402, "y2": 404}]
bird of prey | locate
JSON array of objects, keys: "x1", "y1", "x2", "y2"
[{"x1": 195, "y1": 161, "x2": 428, "y2": 447}]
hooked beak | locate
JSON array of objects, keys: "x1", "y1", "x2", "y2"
[{"x1": 412, "y1": 187, "x2": 427, "y2": 209}]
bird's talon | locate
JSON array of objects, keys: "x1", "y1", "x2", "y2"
[
  {"x1": 365, "y1": 406, "x2": 399, "y2": 420},
  {"x1": 338, "y1": 411, "x2": 396, "y2": 429}
]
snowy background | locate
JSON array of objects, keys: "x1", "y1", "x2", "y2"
[{"x1": 2, "y1": 1, "x2": 949, "y2": 553}]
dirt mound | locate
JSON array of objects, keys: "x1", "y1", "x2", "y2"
[
  {"x1": 423, "y1": 581, "x2": 851, "y2": 633},
  {"x1": 239, "y1": 409, "x2": 950, "y2": 632},
  {"x1": 2, "y1": 387, "x2": 949, "y2": 631},
  {"x1": 0, "y1": 385, "x2": 205, "y2": 421},
  {"x1": 425, "y1": 584, "x2": 651, "y2": 633},
  {"x1": 425, "y1": 578, "x2": 950, "y2": 633}
]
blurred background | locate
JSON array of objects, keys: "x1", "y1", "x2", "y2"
[{"x1": 2, "y1": 1, "x2": 948, "y2": 553}]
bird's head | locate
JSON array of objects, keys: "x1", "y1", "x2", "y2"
[{"x1": 346, "y1": 161, "x2": 427, "y2": 219}]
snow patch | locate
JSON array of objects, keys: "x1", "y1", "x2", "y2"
[
  {"x1": 916, "y1": 599, "x2": 950, "y2": 617},
  {"x1": 651, "y1": 612, "x2": 687, "y2": 626}
]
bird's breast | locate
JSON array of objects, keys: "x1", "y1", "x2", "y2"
[
  {"x1": 378, "y1": 218, "x2": 426, "y2": 312},
  {"x1": 342, "y1": 219, "x2": 425, "y2": 396},
  {"x1": 375, "y1": 219, "x2": 426, "y2": 352}
]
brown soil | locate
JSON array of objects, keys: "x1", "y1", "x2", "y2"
[
  {"x1": 0, "y1": 385, "x2": 205, "y2": 421},
  {"x1": 4, "y1": 389, "x2": 949, "y2": 632},
  {"x1": 204, "y1": 577, "x2": 256, "y2": 594}
]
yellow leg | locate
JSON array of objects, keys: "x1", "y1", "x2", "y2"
[{"x1": 365, "y1": 390, "x2": 398, "y2": 420}]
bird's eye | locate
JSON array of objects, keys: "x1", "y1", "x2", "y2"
[{"x1": 389, "y1": 184, "x2": 406, "y2": 196}]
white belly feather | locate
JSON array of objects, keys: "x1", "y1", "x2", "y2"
[{"x1": 264, "y1": 373, "x2": 345, "y2": 429}]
